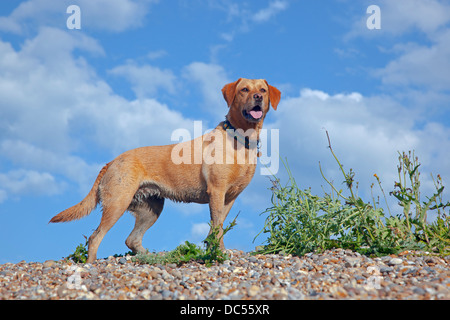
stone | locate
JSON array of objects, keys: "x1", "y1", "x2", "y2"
[
  {"x1": 388, "y1": 258, "x2": 403, "y2": 266},
  {"x1": 161, "y1": 290, "x2": 172, "y2": 299},
  {"x1": 413, "y1": 287, "x2": 426, "y2": 295},
  {"x1": 1, "y1": 249, "x2": 450, "y2": 300},
  {"x1": 43, "y1": 260, "x2": 56, "y2": 268},
  {"x1": 247, "y1": 285, "x2": 260, "y2": 297},
  {"x1": 379, "y1": 266, "x2": 394, "y2": 273}
]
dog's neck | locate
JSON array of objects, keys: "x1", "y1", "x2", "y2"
[
  {"x1": 222, "y1": 118, "x2": 260, "y2": 150},
  {"x1": 224, "y1": 112, "x2": 264, "y2": 140},
  {"x1": 223, "y1": 112, "x2": 263, "y2": 153}
]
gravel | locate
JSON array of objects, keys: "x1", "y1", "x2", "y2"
[{"x1": 1, "y1": 248, "x2": 449, "y2": 300}]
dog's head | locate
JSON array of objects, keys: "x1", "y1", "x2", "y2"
[{"x1": 222, "y1": 78, "x2": 281, "y2": 124}]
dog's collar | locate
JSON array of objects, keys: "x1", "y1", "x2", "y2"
[{"x1": 222, "y1": 119, "x2": 260, "y2": 151}]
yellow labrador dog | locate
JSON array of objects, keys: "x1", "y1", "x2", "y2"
[{"x1": 50, "y1": 78, "x2": 281, "y2": 263}]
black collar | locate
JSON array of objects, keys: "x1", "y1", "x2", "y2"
[{"x1": 222, "y1": 119, "x2": 260, "y2": 150}]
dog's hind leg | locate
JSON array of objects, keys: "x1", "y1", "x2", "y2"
[
  {"x1": 87, "y1": 201, "x2": 131, "y2": 263},
  {"x1": 86, "y1": 169, "x2": 140, "y2": 263},
  {"x1": 126, "y1": 196, "x2": 164, "y2": 253}
]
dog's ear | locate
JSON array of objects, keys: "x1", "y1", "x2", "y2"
[
  {"x1": 222, "y1": 78, "x2": 242, "y2": 107},
  {"x1": 265, "y1": 81, "x2": 281, "y2": 111}
]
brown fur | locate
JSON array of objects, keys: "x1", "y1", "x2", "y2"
[{"x1": 50, "y1": 78, "x2": 281, "y2": 263}]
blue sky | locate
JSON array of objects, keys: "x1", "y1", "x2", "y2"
[{"x1": 1, "y1": 0, "x2": 450, "y2": 263}]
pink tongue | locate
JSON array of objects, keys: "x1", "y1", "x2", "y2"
[{"x1": 249, "y1": 110, "x2": 263, "y2": 119}]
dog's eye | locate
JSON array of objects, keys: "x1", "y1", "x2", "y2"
[
  {"x1": 260, "y1": 88, "x2": 267, "y2": 93},
  {"x1": 241, "y1": 88, "x2": 249, "y2": 92}
]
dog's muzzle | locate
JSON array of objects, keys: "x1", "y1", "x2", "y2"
[{"x1": 242, "y1": 105, "x2": 263, "y2": 122}]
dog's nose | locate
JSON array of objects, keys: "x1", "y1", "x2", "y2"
[{"x1": 253, "y1": 93, "x2": 263, "y2": 101}]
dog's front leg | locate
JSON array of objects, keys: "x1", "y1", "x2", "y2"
[
  {"x1": 207, "y1": 190, "x2": 235, "y2": 250},
  {"x1": 208, "y1": 191, "x2": 226, "y2": 249}
]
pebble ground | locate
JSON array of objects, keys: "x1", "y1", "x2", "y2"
[{"x1": 1, "y1": 248, "x2": 449, "y2": 300}]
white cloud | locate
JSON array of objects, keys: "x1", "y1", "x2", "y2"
[
  {"x1": 347, "y1": 0, "x2": 450, "y2": 39},
  {"x1": 0, "y1": 190, "x2": 7, "y2": 204},
  {"x1": 211, "y1": 0, "x2": 288, "y2": 42},
  {"x1": 0, "y1": 0, "x2": 62, "y2": 34},
  {"x1": 0, "y1": 26, "x2": 193, "y2": 200},
  {"x1": 190, "y1": 223, "x2": 210, "y2": 238},
  {"x1": 264, "y1": 88, "x2": 450, "y2": 205},
  {"x1": 345, "y1": 1, "x2": 450, "y2": 94},
  {"x1": 0, "y1": 170, "x2": 64, "y2": 203},
  {"x1": 90, "y1": 98, "x2": 193, "y2": 153},
  {"x1": 252, "y1": 0, "x2": 288, "y2": 23},
  {"x1": 0, "y1": 27, "x2": 104, "y2": 153},
  {"x1": 182, "y1": 62, "x2": 231, "y2": 121},
  {"x1": 374, "y1": 29, "x2": 450, "y2": 90},
  {"x1": 75, "y1": 0, "x2": 157, "y2": 32},
  {"x1": 0, "y1": 0, "x2": 157, "y2": 34},
  {"x1": 167, "y1": 201, "x2": 206, "y2": 216},
  {"x1": 0, "y1": 27, "x2": 191, "y2": 151},
  {"x1": 0, "y1": 140, "x2": 101, "y2": 195},
  {"x1": 375, "y1": 0, "x2": 450, "y2": 36},
  {"x1": 147, "y1": 49, "x2": 168, "y2": 60},
  {"x1": 215, "y1": 0, "x2": 288, "y2": 24},
  {"x1": 109, "y1": 61, "x2": 177, "y2": 98}
]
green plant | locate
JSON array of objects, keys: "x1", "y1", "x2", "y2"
[
  {"x1": 203, "y1": 214, "x2": 238, "y2": 265},
  {"x1": 255, "y1": 132, "x2": 450, "y2": 257},
  {"x1": 134, "y1": 214, "x2": 238, "y2": 266},
  {"x1": 66, "y1": 236, "x2": 88, "y2": 263},
  {"x1": 113, "y1": 251, "x2": 135, "y2": 258},
  {"x1": 133, "y1": 241, "x2": 205, "y2": 265},
  {"x1": 389, "y1": 151, "x2": 450, "y2": 253}
]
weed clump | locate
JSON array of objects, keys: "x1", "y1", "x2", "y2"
[
  {"x1": 66, "y1": 236, "x2": 88, "y2": 263},
  {"x1": 255, "y1": 132, "x2": 450, "y2": 257},
  {"x1": 67, "y1": 216, "x2": 237, "y2": 266},
  {"x1": 133, "y1": 215, "x2": 237, "y2": 266}
]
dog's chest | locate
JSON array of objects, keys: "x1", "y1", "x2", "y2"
[{"x1": 223, "y1": 163, "x2": 256, "y2": 200}]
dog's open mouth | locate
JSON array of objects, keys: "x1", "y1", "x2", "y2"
[{"x1": 242, "y1": 105, "x2": 263, "y2": 121}]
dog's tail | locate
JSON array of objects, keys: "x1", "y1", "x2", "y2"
[{"x1": 49, "y1": 162, "x2": 111, "y2": 223}]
